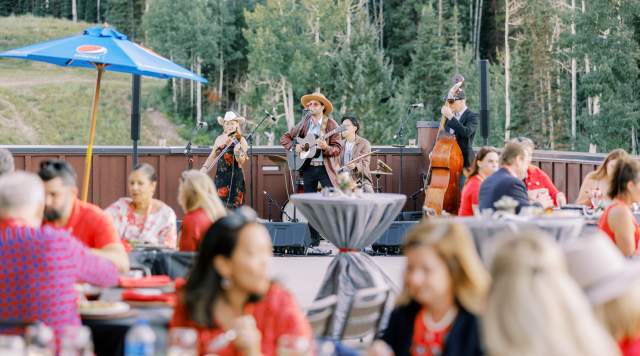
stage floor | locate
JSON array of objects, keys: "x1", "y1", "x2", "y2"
[{"x1": 270, "y1": 243, "x2": 406, "y2": 308}]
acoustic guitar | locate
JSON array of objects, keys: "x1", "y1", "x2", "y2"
[{"x1": 286, "y1": 125, "x2": 346, "y2": 171}]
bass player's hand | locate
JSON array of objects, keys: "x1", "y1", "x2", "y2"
[{"x1": 295, "y1": 144, "x2": 302, "y2": 154}]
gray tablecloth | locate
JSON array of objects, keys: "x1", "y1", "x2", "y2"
[{"x1": 290, "y1": 192, "x2": 406, "y2": 338}]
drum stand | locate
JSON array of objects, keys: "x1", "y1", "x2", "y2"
[{"x1": 375, "y1": 173, "x2": 383, "y2": 193}]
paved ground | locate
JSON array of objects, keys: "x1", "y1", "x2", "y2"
[{"x1": 270, "y1": 252, "x2": 406, "y2": 308}]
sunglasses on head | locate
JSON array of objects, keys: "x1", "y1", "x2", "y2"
[{"x1": 40, "y1": 160, "x2": 67, "y2": 172}]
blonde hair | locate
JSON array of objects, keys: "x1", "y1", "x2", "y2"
[
  {"x1": 399, "y1": 220, "x2": 490, "y2": 314},
  {"x1": 595, "y1": 282, "x2": 640, "y2": 341},
  {"x1": 484, "y1": 231, "x2": 620, "y2": 356},
  {"x1": 591, "y1": 149, "x2": 629, "y2": 181},
  {"x1": 178, "y1": 170, "x2": 227, "y2": 222}
]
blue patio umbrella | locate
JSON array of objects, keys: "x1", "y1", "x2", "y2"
[{"x1": 0, "y1": 26, "x2": 207, "y2": 201}]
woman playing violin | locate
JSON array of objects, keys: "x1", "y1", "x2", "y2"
[{"x1": 201, "y1": 111, "x2": 249, "y2": 209}]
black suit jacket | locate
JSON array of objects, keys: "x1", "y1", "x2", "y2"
[
  {"x1": 379, "y1": 301, "x2": 484, "y2": 356},
  {"x1": 478, "y1": 167, "x2": 530, "y2": 213},
  {"x1": 444, "y1": 109, "x2": 478, "y2": 168}
]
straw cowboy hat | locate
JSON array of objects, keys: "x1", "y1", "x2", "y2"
[
  {"x1": 300, "y1": 92, "x2": 333, "y2": 115},
  {"x1": 564, "y1": 233, "x2": 640, "y2": 305},
  {"x1": 217, "y1": 111, "x2": 245, "y2": 126}
]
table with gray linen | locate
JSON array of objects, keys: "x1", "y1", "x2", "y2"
[{"x1": 290, "y1": 192, "x2": 406, "y2": 338}]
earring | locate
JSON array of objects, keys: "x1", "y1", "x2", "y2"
[{"x1": 221, "y1": 277, "x2": 231, "y2": 290}]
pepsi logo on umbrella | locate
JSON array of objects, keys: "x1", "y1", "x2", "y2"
[{"x1": 75, "y1": 45, "x2": 108, "y2": 58}]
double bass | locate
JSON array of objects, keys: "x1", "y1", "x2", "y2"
[{"x1": 423, "y1": 79, "x2": 465, "y2": 215}]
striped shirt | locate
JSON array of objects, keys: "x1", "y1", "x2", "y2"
[{"x1": 0, "y1": 219, "x2": 119, "y2": 342}]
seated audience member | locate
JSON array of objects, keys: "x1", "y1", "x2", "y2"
[
  {"x1": 107, "y1": 163, "x2": 177, "y2": 249},
  {"x1": 576, "y1": 149, "x2": 630, "y2": 207},
  {"x1": 171, "y1": 208, "x2": 312, "y2": 355},
  {"x1": 38, "y1": 160, "x2": 129, "y2": 272},
  {"x1": 0, "y1": 148, "x2": 14, "y2": 176},
  {"x1": 512, "y1": 137, "x2": 567, "y2": 207},
  {"x1": 478, "y1": 143, "x2": 552, "y2": 213},
  {"x1": 598, "y1": 157, "x2": 640, "y2": 257},
  {"x1": 565, "y1": 235, "x2": 640, "y2": 356},
  {"x1": 459, "y1": 147, "x2": 499, "y2": 216},
  {"x1": 483, "y1": 231, "x2": 619, "y2": 356},
  {"x1": 178, "y1": 170, "x2": 227, "y2": 252},
  {"x1": 369, "y1": 220, "x2": 490, "y2": 356},
  {"x1": 0, "y1": 172, "x2": 118, "y2": 343}
]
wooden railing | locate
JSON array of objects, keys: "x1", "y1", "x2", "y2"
[{"x1": 5, "y1": 145, "x2": 631, "y2": 220}]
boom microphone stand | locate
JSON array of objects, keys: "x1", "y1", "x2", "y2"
[{"x1": 246, "y1": 111, "x2": 275, "y2": 208}]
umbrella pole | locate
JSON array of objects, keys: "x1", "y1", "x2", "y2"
[{"x1": 81, "y1": 64, "x2": 105, "y2": 202}]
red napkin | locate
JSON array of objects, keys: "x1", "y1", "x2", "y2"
[
  {"x1": 119, "y1": 275, "x2": 171, "y2": 288},
  {"x1": 121, "y1": 290, "x2": 176, "y2": 306}
]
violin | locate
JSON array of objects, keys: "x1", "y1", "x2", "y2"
[{"x1": 423, "y1": 79, "x2": 465, "y2": 215}]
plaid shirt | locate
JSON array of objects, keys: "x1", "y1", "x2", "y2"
[{"x1": 0, "y1": 219, "x2": 119, "y2": 341}]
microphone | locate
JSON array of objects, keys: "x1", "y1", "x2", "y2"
[
  {"x1": 410, "y1": 103, "x2": 424, "y2": 108},
  {"x1": 264, "y1": 110, "x2": 277, "y2": 122}
]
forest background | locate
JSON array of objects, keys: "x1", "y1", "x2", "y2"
[{"x1": 1, "y1": 0, "x2": 639, "y2": 154}]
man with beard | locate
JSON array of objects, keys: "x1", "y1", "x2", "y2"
[{"x1": 38, "y1": 160, "x2": 129, "y2": 272}]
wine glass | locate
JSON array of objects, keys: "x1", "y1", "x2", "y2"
[
  {"x1": 167, "y1": 327, "x2": 198, "y2": 356},
  {"x1": 590, "y1": 188, "x2": 603, "y2": 210}
]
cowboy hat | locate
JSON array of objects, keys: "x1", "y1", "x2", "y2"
[
  {"x1": 300, "y1": 92, "x2": 333, "y2": 115},
  {"x1": 217, "y1": 111, "x2": 246, "y2": 126},
  {"x1": 564, "y1": 233, "x2": 640, "y2": 305}
]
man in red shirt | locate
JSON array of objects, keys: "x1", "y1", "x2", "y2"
[{"x1": 38, "y1": 160, "x2": 129, "y2": 272}]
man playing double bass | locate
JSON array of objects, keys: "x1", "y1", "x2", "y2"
[
  {"x1": 441, "y1": 76, "x2": 479, "y2": 187},
  {"x1": 280, "y1": 92, "x2": 342, "y2": 252}
]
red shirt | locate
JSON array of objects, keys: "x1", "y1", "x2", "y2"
[
  {"x1": 171, "y1": 283, "x2": 312, "y2": 356},
  {"x1": 525, "y1": 166, "x2": 560, "y2": 206},
  {"x1": 599, "y1": 200, "x2": 640, "y2": 254},
  {"x1": 411, "y1": 308, "x2": 451, "y2": 356},
  {"x1": 620, "y1": 337, "x2": 640, "y2": 356},
  {"x1": 459, "y1": 175, "x2": 483, "y2": 216},
  {"x1": 179, "y1": 208, "x2": 213, "y2": 252},
  {"x1": 44, "y1": 197, "x2": 121, "y2": 249}
]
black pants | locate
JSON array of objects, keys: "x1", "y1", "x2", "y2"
[{"x1": 302, "y1": 165, "x2": 332, "y2": 246}]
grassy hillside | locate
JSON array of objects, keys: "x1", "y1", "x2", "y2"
[{"x1": 0, "y1": 15, "x2": 184, "y2": 146}]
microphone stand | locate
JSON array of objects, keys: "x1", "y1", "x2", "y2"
[
  {"x1": 393, "y1": 105, "x2": 414, "y2": 195},
  {"x1": 246, "y1": 112, "x2": 274, "y2": 208},
  {"x1": 264, "y1": 190, "x2": 292, "y2": 222},
  {"x1": 185, "y1": 122, "x2": 205, "y2": 170},
  {"x1": 408, "y1": 187, "x2": 425, "y2": 211}
]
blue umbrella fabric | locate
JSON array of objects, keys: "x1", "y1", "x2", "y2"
[
  {"x1": 0, "y1": 26, "x2": 207, "y2": 83},
  {"x1": 0, "y1": 26, "x2": 206, "y2": 201}
]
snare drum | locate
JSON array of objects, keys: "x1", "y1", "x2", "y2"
[{"x1": 282, "y1": 200, "x2": 307, "y2": 222}]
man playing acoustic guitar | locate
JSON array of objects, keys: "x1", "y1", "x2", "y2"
[{"x1": 280, "y1": 92, "x2": 342, "y2": 250}]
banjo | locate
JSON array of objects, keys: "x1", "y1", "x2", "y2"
[{"x1": 286, "y1": 125, "x2": 346, "y2": 171}]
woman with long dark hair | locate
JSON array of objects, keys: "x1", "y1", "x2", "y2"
[
  {"x1": 171, "y1": 208, "x2": 312, "y2": 355},
  {"x1": 598, "y1": 157, "x2": 640, "y2": 257},
  {"x1": 458, "y1": 147, "x2": 499, "y2": 216}
]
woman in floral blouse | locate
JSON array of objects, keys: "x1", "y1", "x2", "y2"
[{"x1": 107, "y1": 163, "x2": 177, "y2": 249}]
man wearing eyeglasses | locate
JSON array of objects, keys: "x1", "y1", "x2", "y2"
[
  {"x1": 280, "y1": 92, "x2": 342, "y2": 252},
  {"x1": 441, "y1": 84, "x2": 478, "y2": 187}
]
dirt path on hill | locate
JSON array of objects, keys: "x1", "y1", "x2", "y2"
[
  {"x1": 146, "y1": 109, "x2": 184, "y2": 145},
  {"x1": 0, "y1": 96, "x2": 37, "y2": 142}
]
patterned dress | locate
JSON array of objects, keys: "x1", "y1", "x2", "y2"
[
  {"x1": 215, "y1": 141, "x2": 245, "y2": 209},
  {"x1": 106, "y1": 197, "x2": 178, "y2": 249}
]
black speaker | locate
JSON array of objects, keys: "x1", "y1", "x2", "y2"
[
  {"x1": 479, "y1": 60, "x2": 490, "y2": 145},
  {"x1": 131, "y1": 74, "x2": 141, "y2": 141}
]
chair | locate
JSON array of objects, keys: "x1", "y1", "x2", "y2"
[
  {"x1": 340, "y1": 287, "x2": 389, "y2": 342},
  {"x1": 305, "y1": 295, "x2": 338, "y2": 338}
]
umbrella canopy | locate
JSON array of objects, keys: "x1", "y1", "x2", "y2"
[
  {"x1": 0, "y1": 26, "x2": 206, "y2": 201},
  {"x1": 0, "y1": 26, "x2": 207, "y2": 83}
]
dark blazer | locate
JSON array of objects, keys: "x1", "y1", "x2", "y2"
[
  {"x1": 444, "y1": 109, "x2": 478, "y2": 168},
  {"x1": 379, "y1": 301, "x2": 484, "y2": 356},
  {"x1": 478, "y1": 167, "x2": 530, "y2": 213}
]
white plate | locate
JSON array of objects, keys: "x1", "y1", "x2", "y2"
[{"x1": 79, "y1": 301, "x2": 130, "y2": 316}]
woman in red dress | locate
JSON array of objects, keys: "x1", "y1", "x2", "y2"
[
  {"x1": 171, "y1": 209, "x2": 312, "y2": 355},
  {"x1": 458, "y1": 147, "x2": 499, "y2": 216},
  {"x1": 178, "y1": 170, "x2": 227, "y2": 252},
  {"x1": 368, "y1": 220, "x2": 490, "y2": 356},
  {"x1": 598, "y1": 157, "x2": 640, "y2": 257}
]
